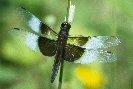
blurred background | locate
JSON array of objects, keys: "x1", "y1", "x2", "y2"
[{"x1": 0, "y1": 0, "x2": 132, "y2": 89}]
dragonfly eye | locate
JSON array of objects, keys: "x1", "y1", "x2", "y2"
[{"x1": 61, "y1": 22, "x2": 71, "y2": 29}]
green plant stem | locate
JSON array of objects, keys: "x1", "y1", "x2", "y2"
[{"x1": 58, "y1": 60, "x2": 64, "y2": 89}]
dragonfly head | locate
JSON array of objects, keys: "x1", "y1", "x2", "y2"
[{"x1": 61, "y1": 22, "x2": 71, "y2": 29}]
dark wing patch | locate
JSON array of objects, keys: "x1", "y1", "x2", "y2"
[
  {"x1": 63, "y1": 44, "x2": 85, "y2": 62},
  {"x1": 67, "y1": 36, "x2": 89, "y2": 46},
  {"x1": 38, "y1": 37, "x2": 57, "y2": 56},
  {"x1": 40, "y1": 23, "x2": 58, "y2": 39},
  {"x1": 17, "y1": 7, "x2": 58, "y2": 40}
]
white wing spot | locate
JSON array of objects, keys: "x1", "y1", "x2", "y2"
[
  {"x1": 75, "y1": 49, "x2": 116, "y2": 64},
  {"x1": 26, "y1": 32, "x2": 39, "y2": 51},
  {"x1": 82, "y1": 36, "x2": 121, "y2": 49},
  {"x1": 28, "y1": 15, "x2": 41, "y2": 33}
]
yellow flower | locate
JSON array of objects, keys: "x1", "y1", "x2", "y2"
[{"x1": 75, "y1": 65, "x2": 105, "y2": 89}]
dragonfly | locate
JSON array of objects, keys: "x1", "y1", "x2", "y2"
[{"x1": 11, "y1": 7, "x2": 121, "y2": 83}]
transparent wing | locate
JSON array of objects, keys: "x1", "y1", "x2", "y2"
[
  {"x1": 17, "y1": 7, "x2": 58, "y2": 40},
  {"x1": 67, "y1": 36, "x2": 121, "y2": 49},
  {"x1": 63, "y1": 44, "x2": 117, "y2": 64},
  {"x1": 83, "y1": 36, "x2": 121, "y2": 49},
  {"x1": 9, "y1": 28, "x2": 39, "y2": 52},
  {"x1": 74, "y1": 49, "x2": 117, "y2": 64},
  {"x1": 9, "y1": 28, "x2": 57, "y2": 56}
]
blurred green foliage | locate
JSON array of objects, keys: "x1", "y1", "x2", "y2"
[{"x1": 0, "y1": 0, "x2": 133, "y2": 89}]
